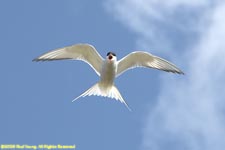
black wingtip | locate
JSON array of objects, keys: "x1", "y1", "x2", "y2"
[
  {"x1": 32, "y1": 58, "x2": 41, "y2": 62},
  {"x1": 174, "y1": 70, "x2": 184, "y2": 75},
  {"x1": 179, "y1": 70, "x2": 185, "y2": 75}
]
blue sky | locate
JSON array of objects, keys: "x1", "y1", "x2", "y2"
[{"x1": 1, "y1": 0, "x2": 225, "y2": 150}]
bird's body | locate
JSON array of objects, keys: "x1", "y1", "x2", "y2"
[
  {"x1": 100, "y1": 57, "x2": 117, "y2": 86},
  {"x1": 33, "y1": 43, "x2": 184, "y2": 110}
]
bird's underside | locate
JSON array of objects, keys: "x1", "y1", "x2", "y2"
[{"x1": 33, "y1": 43, "x2": 184, "y2": 110}]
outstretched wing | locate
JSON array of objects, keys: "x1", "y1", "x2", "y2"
[
  {"x1": 117, "y1": 51, "x2": 184, "y2": 77},
  {"x1": 33, "y1": 43, "x2": 104, "y2": 76}
]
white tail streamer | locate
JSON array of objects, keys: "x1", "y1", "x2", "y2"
[{"x1": 72, "y1": 83, "x2": 131, "y2": 111}]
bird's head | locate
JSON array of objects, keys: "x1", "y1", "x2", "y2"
[{"x1": 106, "y1": 52, "x2": 117, "y2": 62}]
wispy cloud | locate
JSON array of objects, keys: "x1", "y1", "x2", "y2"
[
  {"x1": 105, "y1": 0, "x2": 225, "y2": 150},
  {"x1": 105, "y1": 0, "x2": 215, "y2": 57}
]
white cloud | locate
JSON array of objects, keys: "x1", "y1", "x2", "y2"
[
  {"x1": 105, "y1": 0, "x2": 225, "y2": 150},
  {"x1": 105, "y1": 0, "x2": 216, "y2": 57}
]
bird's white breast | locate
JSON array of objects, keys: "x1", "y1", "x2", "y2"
[{"x1": 100, "y1": 60, "x2": 117, "y2": 86}]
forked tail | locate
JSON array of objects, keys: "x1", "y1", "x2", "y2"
[{"x1": 72, "y1": 83, "x2": 131, "y2": 111}]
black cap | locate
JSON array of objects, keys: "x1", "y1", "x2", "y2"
[{"x1": 107, "y1": 52, "x2": 116, "y2": 56}]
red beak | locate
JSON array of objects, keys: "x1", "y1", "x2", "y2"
[{"x1": 108, "y1": 55, "x2": 113, "y2": 60}]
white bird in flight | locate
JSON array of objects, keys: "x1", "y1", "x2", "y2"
[{"x1": 33, "y1": 43, "x2": 184, "y2": 110}]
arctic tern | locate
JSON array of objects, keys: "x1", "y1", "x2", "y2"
[{"x1": 33, "y1": 43, "x2": 184, "y2": 110}]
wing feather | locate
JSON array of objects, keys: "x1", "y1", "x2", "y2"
[
  {"x1": 33, "y1": 43, "x2": 103, "y2": 76},
  {"x1": 117, "y1": 51, "x2": 184, "y2": 77}
]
